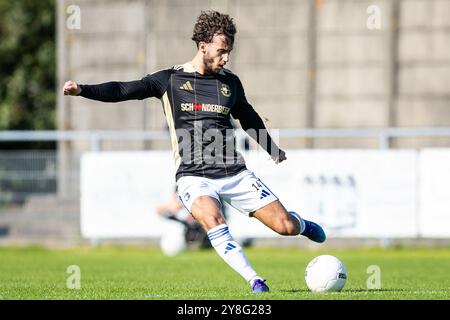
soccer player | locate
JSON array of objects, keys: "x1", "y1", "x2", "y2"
[{"x1": 63, "y1": 10, "x2": 326, "y2": 294}]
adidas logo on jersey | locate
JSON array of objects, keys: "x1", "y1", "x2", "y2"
[
  {"x1": 180, "y1": 81, "x2": 193, "y2": 91},
  {"x1": 260, "y1": 189, "x2": 270, "y2": 199}
]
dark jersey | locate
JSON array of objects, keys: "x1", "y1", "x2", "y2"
[{"x1": 79, "y1": 62, "x2": 281, "y2": 181}]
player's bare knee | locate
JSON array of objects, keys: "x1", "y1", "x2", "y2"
[
  {"x1": 202, "y1": 215, "x2": 225, "y2": 231},
  {"x1": 191, "y1": 197, "x2": 224, "y2": 230},
  {"x1": 194, "y1": 212, "x2": 225, "y2": 231}
]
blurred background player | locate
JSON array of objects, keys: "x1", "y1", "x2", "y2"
[{"x1": 156, "y1": 188, "x2": 211, "y2": 253}]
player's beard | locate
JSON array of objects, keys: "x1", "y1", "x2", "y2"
[{"x1": 203, "y1": 53, "x2": 221, "y2": 74}]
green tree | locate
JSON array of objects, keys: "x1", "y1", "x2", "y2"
[{"x1": 0, "y1": 0, "x2": 55, "y2": 149}]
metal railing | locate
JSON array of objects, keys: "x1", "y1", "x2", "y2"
[
  {"x1": 2, "y1": 127, "x2": 450, "y2": 150},
  {"x1": 1, "y1": 127, "x2": 450, "y2": 204},
  {"x1": 0, "y1": 151, "x2": 57, "y2": 204},
  {"x1": 278, "y1": 127, "x2": 450, "y2": 149}
]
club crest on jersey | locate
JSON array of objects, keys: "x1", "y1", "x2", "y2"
[{"x1": 220, "y1": 84, "x2": 231, "y2": 97}]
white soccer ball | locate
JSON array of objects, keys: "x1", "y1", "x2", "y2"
[
  {"x1": 305, "y1": 255, "x2": 347, "y2": 292},
  {"x1": 160, "y1": 222, "x2": 187, "y2": 257}
]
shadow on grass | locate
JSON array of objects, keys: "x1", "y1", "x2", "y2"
[
  {"x1": 280, "y1": 288, "x2": 404, "y2": 293},
  {"x1": 280, "y1": 289, "x2": 315, "y2": 293},
  {"x1": 342, "y1": 288, "x2": 405, "y2": 293}
]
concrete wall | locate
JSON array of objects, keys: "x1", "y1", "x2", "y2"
[
  {"x1": 395, "y1": 0, "x2": 450, "y2": 147},
  {"x1": 56, "y1": 0, "x2": 450, "y2": 195}
]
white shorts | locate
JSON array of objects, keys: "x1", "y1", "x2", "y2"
[{"x1": 176, "y1": 169, "x2": 278, "y2": 216}]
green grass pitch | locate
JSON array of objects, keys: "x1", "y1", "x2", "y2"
[{"x1": 0, "y1": 246, "x2": 449, "y2": 300}]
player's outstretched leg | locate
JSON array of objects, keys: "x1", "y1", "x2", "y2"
[
  {"x1": 251, "y1": 201, "x2": 326, "y2": 244},
  {"x1": 288, "y1": 211, "x2": 326, "y2": 243},
  {"x1": 190, "y1": 196, "x2": 269, "y2": 294},
  {"x1": 207, "y1": 224, "x2": 269, "y2": 294}
]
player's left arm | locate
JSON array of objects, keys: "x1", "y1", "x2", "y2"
[{"x1": 231, "y1": 77, "x2": 286, "y2": 164}]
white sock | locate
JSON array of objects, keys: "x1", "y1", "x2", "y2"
[
  {"x1": 288, "y1": 211, "x2": 306, "y2": 234},
  {"x1": 207, "y1": 224, "x2": 258, "y2": 283}
]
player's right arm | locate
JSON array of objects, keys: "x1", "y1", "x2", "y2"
[{"x1": 63, "y1": 69, "x2": 172, "y2": 102}]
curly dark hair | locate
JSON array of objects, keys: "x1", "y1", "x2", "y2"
[{"x1": 192, "y1": 10, "x2": 236, "y2": 48}]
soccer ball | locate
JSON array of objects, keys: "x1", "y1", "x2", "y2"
[
  {"x1": 160, "y1": 222, "x2": 187, "y2": 257},
  {"x1": 305, "y1": 255, "x2": 347, "y2": 292}
]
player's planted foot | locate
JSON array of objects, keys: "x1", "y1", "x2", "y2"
[
  {"x1": 301, "y1": 219, "x2": 326, "y2": 243},
  {"x1": 251, "y1": 278, "x2": 270, "y2": 293}
]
